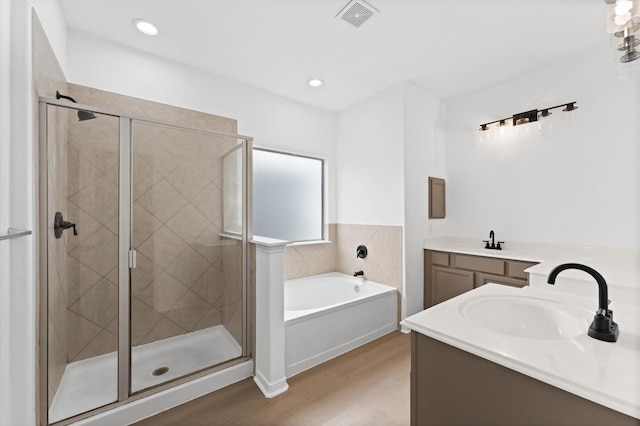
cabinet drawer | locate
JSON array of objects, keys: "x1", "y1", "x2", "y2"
[
  {"x1": 453, "y1": 254, "x2": 504, "y2": 275},
  {"x1": 431, "y1": 251, "x2": 450, "y2": 267},
  {"x1": 506, "y1": 260, "x2": 537, "y2": 279}
]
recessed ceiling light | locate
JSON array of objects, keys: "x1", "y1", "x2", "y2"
[
  {"x1": 308, "y1": 78, "x2": 323, "y2": 88},
  {"x1": 133, "y1": 19, "x2": 159, "y2": 36}
]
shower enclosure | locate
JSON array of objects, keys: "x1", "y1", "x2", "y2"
[{"x1": 38, "y1": 97, "x2": 252, "y2": 424}]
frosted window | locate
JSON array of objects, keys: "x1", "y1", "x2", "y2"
[{"x1": 253, "y1": 149, "x2": 324, "y2": 242}]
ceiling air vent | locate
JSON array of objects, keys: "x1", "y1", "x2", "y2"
[{"x1": 336, "y1": 0, "x2": 379, "y2": 28}]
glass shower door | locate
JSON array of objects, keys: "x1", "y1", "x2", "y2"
[
  {"x1": 41, "y1": 98, "x2": 250, "y2": 424},
  {"x1": 44, "y1": 104, "x2": 120, "y2": 423},
  {"x1": 129, "y1": 120, "x2": 245, "y2": 393}
]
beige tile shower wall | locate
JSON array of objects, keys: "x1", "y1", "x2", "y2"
[
  {"x1": 65, "y1": 84, "x2": 243, "y2": 361},
  {"x1": 32, "y1": 13, "x2": 69, "y2": 406}
]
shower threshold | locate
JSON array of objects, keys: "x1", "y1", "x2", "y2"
[{"x1": 49, "y1": 325, "x2": 241, "y2": 423}]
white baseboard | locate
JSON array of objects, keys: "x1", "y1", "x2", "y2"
[{"x1": 253, "y1": 369, "x2": 289, "y2": 398}]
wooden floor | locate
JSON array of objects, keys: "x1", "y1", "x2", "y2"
[{"x1": 135, "y1": 331, "x2": 410, "y2": 425}]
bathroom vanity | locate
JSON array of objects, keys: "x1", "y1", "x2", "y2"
[
  {"x1": 404, "y1": 284, "x2": 640, "y2": 425},
  {"x1": 406, "y1": 236, "x2": 640, "y2": 425},
  {"x1": 424, "y1": 249, "x2": 538, "y2": 308}
]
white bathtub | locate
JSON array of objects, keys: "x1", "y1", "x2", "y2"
[{"x1": 284, "y1": 272, "x2": 398, "y2": 377}]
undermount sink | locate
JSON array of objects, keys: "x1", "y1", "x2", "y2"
[{"x1": 460, "y1": 296, "x2": 590, "y2": 341}]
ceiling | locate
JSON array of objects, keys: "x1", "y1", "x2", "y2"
[{"x1": 59, "y1": 0, "x2": 608, "y2": 112}]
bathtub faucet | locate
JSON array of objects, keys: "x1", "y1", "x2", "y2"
[{"x1": 353, "y1": 270, "x2": 364, "y2": 277}]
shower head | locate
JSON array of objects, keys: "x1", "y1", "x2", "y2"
[
  {"x1": 55, "y1": 91, "x2": 97, "y2": 121},
  {"x1": 77, "y1": 110, "x2": 96, "y2": 121}
]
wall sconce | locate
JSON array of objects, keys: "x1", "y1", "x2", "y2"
[
  {"x1": 479, "y1": 102, "x2": 577, "y2": 132},
  {"x1": 604, "y1": 0, "x2": 640, "y2": 63}
]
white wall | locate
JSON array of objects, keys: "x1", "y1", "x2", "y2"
[
  {"x1": 66, "y1": 30, "x2": 338, "y2": 222},
  {"x1": 1, "y1": 1, "x2": 36, "y2": 424},
  {"x1": 402, "y1": 82, "x2": 445, "y2": 317},
  {"x1": 443, "y1": 43, "x2": 640, "y2": 249},
  {"x1": 335, "y1": 84, "x2": 405, "y2": 225}
]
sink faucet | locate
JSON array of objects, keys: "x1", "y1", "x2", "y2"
[
  {"x1": 547, "y1": 263, "x2": 619, "y2": 342},
  {"x1": 483, "y1": 230, "x2": 504, "y2": 250},
  {"x1": 353, "y1": 270, "x2": 364, "y2": 277}
]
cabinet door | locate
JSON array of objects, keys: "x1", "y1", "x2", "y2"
[
  {"x1": 431, "y1": 266, "x2": 474, "y2": 306},
  {"x1": 475, "y1": 272, "x2": 527, "y2": 288}
]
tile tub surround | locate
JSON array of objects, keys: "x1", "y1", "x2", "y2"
[
  {"x1": 63, "y1": 84, "x2": 244, "y2": 362},
  {"x1": 424, "y1": 235, "x2": 640, "y2": 306},
  {"x1": 284, "y1": 224, "x2": 403, "y2": 323},
  {"x1": 402, "y1": 284, "x2": 640, "y2": 420}
]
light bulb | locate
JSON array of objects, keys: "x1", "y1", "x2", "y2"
[
  {"x1": 615, "y1": 0, "x2": 633, "y2": 15},
  {"x1": 308, "y1": 79, "x2": 323, "y2": 88},
  {"x1": 615, "y1": 12, "x2": 631, "y2": 25}
]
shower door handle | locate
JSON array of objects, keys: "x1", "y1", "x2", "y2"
[
  {"x1": 128, "y1": 250, "x2": 137, "y2": 269},
  {"x1": 54, "y1": 212, "x2": 78, "y2": 239}
]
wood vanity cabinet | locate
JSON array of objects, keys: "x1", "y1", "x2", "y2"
[
  {"x1": 424, "y1": 250, "x2": 538, "y2": 308},
  {"x1": 411, "y1": 332, "x2": 638, "y2": 425}
]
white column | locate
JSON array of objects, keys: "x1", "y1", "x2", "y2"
[{"x1": 252, "y1": 237, "x2": 290, "y2": 398}]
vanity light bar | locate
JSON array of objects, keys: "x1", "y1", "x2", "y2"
[{"x1": 479, "y1": 102, "x2": 577, "y2": 131}]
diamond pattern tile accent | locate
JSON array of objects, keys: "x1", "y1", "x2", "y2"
[
  {"x1": 131, "y1": 297, "x2": 163, "y2": 346},
  {"x1": 192, "y1": 265, "x2": 225, "y2": 305},
  {"x1": 132, "y1": 202, "x2": 162, "y2": 248},
  {"x1": 165, "y1": 159, "x2": 210, "y2": 201},
  {"x1": 66, "y1": 256, "x2": 102, "y2": 306},
  {"x1": 165, "y1": 204, "x2": 210, "y2": 245},
  {"x1": 192, "y1": 225, "x2": 224, "y2": 264},
  {"x1": 191, "y1": 182, "x2": 222, "y2": 223},
  {"x1": 192, "y1": 150, "x2": 222, "y2": 182},
  {"x1": 193, "y1": 307, "x2": 223, "y2": 331},
  {"x1": 136, "y1": 133, "x2": 186, "y2": 178},
  {"x1": 165, "y1": 290, "x2": 211, "y2": 331},
  {"x1": 130, "y1": 252, "x2": 163, "y2": 296},
  {"x1": 165, "y1": 246, "x2": 211, "y2": 288},
  {"x1": 137, "y1": 226, "x2": 188, "y2": 269},
  {"x1": 68, "y1": 227, "x2": 118, "y2": 276},
  {"x1": 132, "y1": 154, "x2": 163, "y2": 200},
  {"x1": 74, "y1": 329, "x2": 117, "y2": 362},
  {"x1": 66, "y1": 310, "x2": 102, "y2": 361},
  {"x1": 138, "y1": 317, "x2": 186, "y2": 346},
  {"x1": 68, "y1": 175, "x2": 118, "y2": 225},
  {"x1": 67, "y1": 148, "x2": 101, "y2": 197},
  {"x1": 69, "y1": 279, "x2": 118, "y2": 328},
  {"x1": 137, "y1": 180, "x2": 188, "y2": 223},
  {"x1": 65, "y1": 201, "x2": 102, "y2": 253},
  {"x1": 137, "y1": 272, "x2": 188, "y2": 314}
]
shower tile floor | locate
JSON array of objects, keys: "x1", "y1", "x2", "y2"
[{"x1": 49, "y1": 325, "x2": 241, "y2": 423}]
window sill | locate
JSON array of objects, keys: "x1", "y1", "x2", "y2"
[{"x1": 287, "y1": 239, "x2": 332, "y2": 247}]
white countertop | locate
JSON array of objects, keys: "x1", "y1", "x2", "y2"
[
  {"x1": 402, "y1": 284, "x2": 640, "y2": 420},
  {"x1": 424, "y1": 235, "x2": 640, "y2": 306}
]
